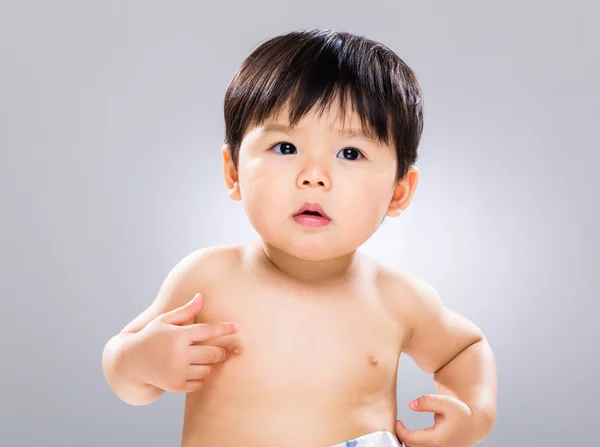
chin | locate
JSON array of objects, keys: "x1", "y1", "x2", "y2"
[{"x1": 276, "y1": 233, "x2": 358, "y2": 262}]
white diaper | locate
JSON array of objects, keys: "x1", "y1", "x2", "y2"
[{"x1": 331, "y1": 430, "x2": 404, "y2": 447}]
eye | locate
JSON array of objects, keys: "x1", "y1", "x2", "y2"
[
  {"x1": 272, "y1": 142, "x2": 297, "y2": 155},
  {"x1": 337, "y1": 147, "x2": 364, "y2": 160}
]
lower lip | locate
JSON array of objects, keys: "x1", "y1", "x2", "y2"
[{"x1": 293, "y1": 214, "x2": 330, "y2": 228}]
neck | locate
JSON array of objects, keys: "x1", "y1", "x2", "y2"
[{"x1": 255, "y1": 239, "x2": 361, "y2": 285}]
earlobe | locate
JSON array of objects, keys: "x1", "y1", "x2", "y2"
[
  {"x1": 386, "y1": 193, "x2": 403, "y2": 217},
  {"x1": 386, "y1": 202, "x2": 403, "y2": 217},
  {"x1": 385, "y1": 166, "x2": 419, "y2": 217},
  {"x1": 221, "y1": 144, "x2": 241, "y2": 201}
]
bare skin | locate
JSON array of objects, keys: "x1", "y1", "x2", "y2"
[
  {"x1": 103, "y1": 105, "x2": 489, "y2": 446},
  {"x1": 103, "y1": 239, "x2": 414, "y2": 447},
  {"x1": 178, "y1": 241, "x2": 409, "y2": 447},
  {"x1": 104, "y1": 238, "x2": 485, "y2": 446}
]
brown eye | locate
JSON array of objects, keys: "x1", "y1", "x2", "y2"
[
  {"x1": 272, "y1": 142, "x2": 297, "y2": 155},
  {"x1": 337, "y1": 147, "x2": 363, "y2": 160}
]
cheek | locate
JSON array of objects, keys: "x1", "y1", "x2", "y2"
[
  {"x1": 238, "y1": 159, "x2": 288, "y2": 222},
  {"x1": 341, "y1": 174, "x2": 394, "y2": 221},
  {"x1": 347, "y1": 190, "x2": 387, "y2": 231}
]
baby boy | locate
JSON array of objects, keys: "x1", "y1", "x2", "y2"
[{"x1": 102, "y1": 28, "x2": 497, "y2": 447}]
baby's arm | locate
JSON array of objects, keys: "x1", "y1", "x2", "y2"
[
  {"x1": 102, "y1": 248, "x2": 212, "y2": 405},
  {"x1": 399, "y1": 276, "x2": 498, "y2": 442}
]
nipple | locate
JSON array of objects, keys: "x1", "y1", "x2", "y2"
[
  {"x1": 368, "y1": 355, "x2": 379, "y2": 365},
  {"x1": 231, "y1": 344, "x2": 243, "y2": 356}
]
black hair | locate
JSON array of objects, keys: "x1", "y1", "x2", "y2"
[{"x1": 223, "y1": 28, "x2": 424, "y2": 181}]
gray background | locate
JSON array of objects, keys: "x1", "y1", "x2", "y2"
[{"x1": 1, "y1": 1, "x2": 598, "y2": 446}]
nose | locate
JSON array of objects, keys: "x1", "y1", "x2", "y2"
[{"x1": 296, "y1": 158, "x2": 332, "y2": 190}]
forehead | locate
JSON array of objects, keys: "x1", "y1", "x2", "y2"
[
  {"x1": 269, "y1": 101, "x2": 362, "y2": 128},
  {"x1": 250, "y1": 101, "x2": 383, "y2": 145}
]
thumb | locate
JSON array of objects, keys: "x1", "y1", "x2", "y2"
[
  {"x1": 395, "y1": 420, "x2": 409, "y2": 443},
  {"x1": 395, "y1": 419, "x2": 436, "y2": 447},
  {"x1": 161, "y1": 293, "x2": 204, "y2": 325}
]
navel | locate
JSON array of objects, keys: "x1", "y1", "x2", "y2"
[{"x1": 368, "y1": 355, "x2": 379, "y2": 366}]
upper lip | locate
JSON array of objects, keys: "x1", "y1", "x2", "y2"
[{"x1": 294, "y1": 202, "x2": 331, "y2": 220}]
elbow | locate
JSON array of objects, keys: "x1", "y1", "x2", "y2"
[{"x1": 472, "y1": 401, "x2": 497, "y2": 441}]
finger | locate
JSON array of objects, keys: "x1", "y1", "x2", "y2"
[
  {"x1": 186, "y1": 364, "x2": 213, "y2": 381},
  {"x1": 185, "y1": 322, "x2": 239, "y2": 342},
  {"x1": 395, "y1": 420, "x2": 438, "y2": 447},
  {"x1": 188, "y1": 345, "x2": 230, "y2": 365},
  {"x1": 409, "y1": 393, "x2": 455, "y2": 415},
  {"x1": 161, "y1": 293, "x2": 204, "y2": 325}
]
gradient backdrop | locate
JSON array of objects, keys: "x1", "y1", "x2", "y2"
[{"x1": 0, "y1": 1, "x2": 598, "y2": 446}]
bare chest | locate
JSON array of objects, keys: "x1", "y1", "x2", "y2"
[{"x1": 195, "y1": 279, "x2": 407, "y2": 401}]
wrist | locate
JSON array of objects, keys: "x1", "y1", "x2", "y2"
[
  {"x1": 111, "y1": 332, "x2": 150, "y2": 387},
  {"x1": 103, "y1": 332, "x2": 164, "y2": 406}
]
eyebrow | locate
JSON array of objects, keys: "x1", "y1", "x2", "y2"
[{"x1": 261, "y1": 123, "x2": 378, "y2": 143}]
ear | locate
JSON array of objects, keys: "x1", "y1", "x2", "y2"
[
  {"x1": 386, "y1": 165, "x2": 419, "y2": 217},
  {"x1": 222, "y1": 144, "x2": 241, "y2": 201}
]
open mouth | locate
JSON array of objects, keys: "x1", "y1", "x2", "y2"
[
  {"x1": 298, "y1": 210, "x2": 324, "y2": 217},
  {"x1": 293, "y1": 202, "x2": 331, "y2": 228}
]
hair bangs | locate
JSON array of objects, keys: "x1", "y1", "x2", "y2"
[{"x1": 224, "y1": 29, "x2": 424, "y2": 180}]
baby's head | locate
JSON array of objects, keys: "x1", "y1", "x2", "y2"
[{"x1": 221, "y1": 29, "x2": 423, "y2": 261}]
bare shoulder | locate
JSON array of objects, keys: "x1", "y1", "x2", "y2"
[
  {"x1": 372, "y1": 260, "x2": 459, "y2": 332},
  {"x1": 178, "y1": 244, "x2": 245, "y2": 284},
  {"x1": 370, "y1": 260, "x2": 434, "y2": 315},
  {"x1": 119, "y1": 244, "x2": 244, "y2": 334},
  {"x1": 370, "y1": 260, "x2": 483, "y2": 374},
  {"x1": 163, "y1": 244, "x2": 248, "y2": 304}
]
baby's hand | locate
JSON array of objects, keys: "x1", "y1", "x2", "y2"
[
  {"x1": 395, "y1": 394, "x2": 476, "y2": 447},
  {"x1": 125, "y1": 293, "x2": 238, "y2": 393}
]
